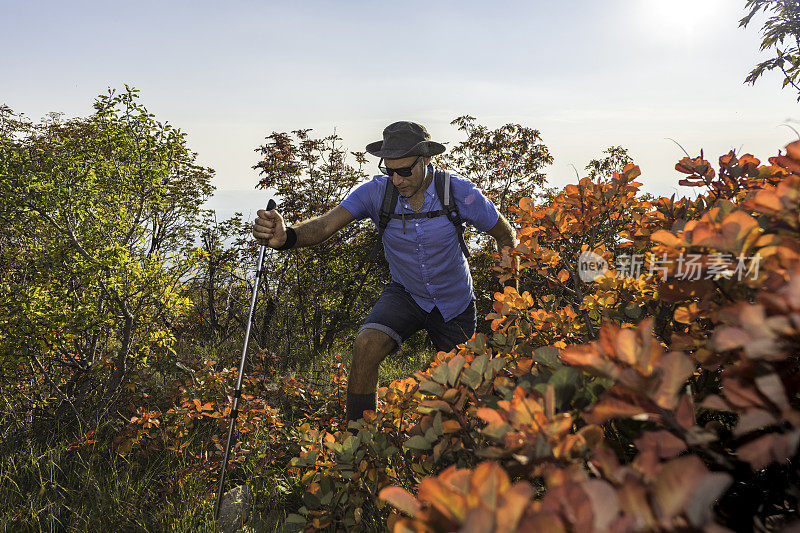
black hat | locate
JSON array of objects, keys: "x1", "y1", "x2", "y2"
[{"x1": 365, "y1": 121, "x2": 446, "y2": 159}]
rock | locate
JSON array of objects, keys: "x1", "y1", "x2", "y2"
[{"x1": 216, "y1": 484, "x2": 251, "y2": 533}]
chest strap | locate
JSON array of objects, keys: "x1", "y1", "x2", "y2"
[{"x1": 370, "y1": 169, "x2": 470, "y2": 261}]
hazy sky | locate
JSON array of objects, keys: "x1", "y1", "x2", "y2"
[{"x1": 2, "y1": 0, "x2": 797, "y2": 219}]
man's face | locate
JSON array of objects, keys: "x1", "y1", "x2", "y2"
[{"x1": 384, "y1": 155, "x2": 430, "y2": 197}]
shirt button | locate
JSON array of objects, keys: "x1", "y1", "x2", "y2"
[
  {"x1": 421, "y1": 264, "x2": 425, "y2": 267},
  {"x1": 415, "y1": 223, "x2": 419, "y2": 227},
  {"x1": 426, "y1": 282, "x2": 430, "y2": 285}
]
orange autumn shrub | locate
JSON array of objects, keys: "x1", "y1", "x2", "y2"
[{"x1": 187, "y1": 143, "x2": 800, "y2": 532}]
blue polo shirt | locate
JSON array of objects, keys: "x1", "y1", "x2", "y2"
[{"x1": 340, "y1": 165, "x2": 499, "y2": 322}]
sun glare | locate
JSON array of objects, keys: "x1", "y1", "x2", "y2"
[{"x1": 636, "y1": 0, "x2": 727, "y2": 43}]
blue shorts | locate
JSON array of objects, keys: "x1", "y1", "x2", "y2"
[{"x1": 360, "y1": 281, "x2": 476, "y2": 353}]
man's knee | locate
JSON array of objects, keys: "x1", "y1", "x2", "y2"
[{"x1": 352, "y1": 328, "x2": 395, "y2": 369}]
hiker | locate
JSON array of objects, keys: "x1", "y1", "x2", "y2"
[{"x1": 252, "y1": 121, "x2": 516, "y2": 427}]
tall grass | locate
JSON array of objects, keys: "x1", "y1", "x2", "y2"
[{"x1": 0, "y1": 332, "x2": 433, "y2": 532}]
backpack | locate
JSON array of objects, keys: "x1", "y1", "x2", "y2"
[{"x1": 368, "y1": 169, "x2": 470, "y2": 261}]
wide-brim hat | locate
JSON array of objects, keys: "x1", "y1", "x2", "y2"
[{"x1": 366, "y1": 121, "x2": 446, "y2": 159}]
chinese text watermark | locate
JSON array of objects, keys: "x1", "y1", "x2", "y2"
[{"x1": 578, "y1": 252, "x2": 761, "y2": 282}]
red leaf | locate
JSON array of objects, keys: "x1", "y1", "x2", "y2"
[
  {"x1": 652, "y1": 455, "x2": 731, "y2": 527},
  {"x1": 737, "y1": 430, "x2": 800, "y2": 470},
  {"x1": 754, "y1": 373, "x2": 789, "y2": 411},
  {"x1": 734, "y1": 409, "x2": 778, "y2": 437},
  {"x1": 582, "y1": 479, "x2": 620, "y2": 531},
  {"x1": 711, "y1": 327, "x2": 751, "y2": 352},
  {"x1": 560, "y1": 345, "x2": 619, "y2": 380},
  {"x1": 617, "y1": 476, "x2": 657, "y2": 530}
]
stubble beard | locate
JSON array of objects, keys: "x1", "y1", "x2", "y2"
[{"x1": 401, "y1": 166, "x2": 431, "y2": 199}]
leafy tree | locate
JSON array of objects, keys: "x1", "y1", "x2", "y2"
[
  {"x1": 0, "y1": 87, "x2": 213, "y2": 433},
  {"x1": 175, "y1": 212, "x2": 258, "y2": 351},
  {"x1": 251, "y1": 130, "x2": 388, "y2": 370},
  {"x1": 741, "y1": 0, "x2": 800, "y2": 99},
  {"x1": 585, "y1": 145, "x2": 633, "y2": 180},
  {"x1": 439, "y1": 115, "x2": 553, "y2": 220}
]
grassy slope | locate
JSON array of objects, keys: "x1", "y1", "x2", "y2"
[{"x1": 0, "y1": 333, "x2": 434, "y2": 532}]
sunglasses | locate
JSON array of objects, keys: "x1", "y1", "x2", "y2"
[{"x1": 379, "y1": 156, "x2": 422, "y2": 177}]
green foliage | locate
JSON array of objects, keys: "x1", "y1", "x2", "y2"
[
  {"x1": 249, "y1": 130, "x2": 388, "y2": 369},
  {"x1": 12, "y1": 86, "x2": 799, "y2": 532},
  {"x1": 0, "y1": 86, "x2": 213, "y2": 435},
  {"x1": 438, "y1": 115, "x2": 553, "y2": 220},
  {"x1": 741, "y1": 0, "x2": 800, "y2": 99}
]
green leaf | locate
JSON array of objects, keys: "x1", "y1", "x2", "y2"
[
  {"x1": 433, "y1": 411, "x2": 443, "y2": 437},
  {"x1": 471, "y1": 354, "x2": 489, "y2": 376},
  {"x1": 382, "y1": 446, "x2": 399, "y2": 457},
  {"x1": 466, "y1": 333, "x2": 486, "y2": 354},
  {"x1": 302, "y1": 490, "x2": 322, "y2": 509},
  {"x1": 486, "y1": 356, "x2": 506, "y2": 378},
  {"x1": 460, "y1": 368, "x2": 482, "y2": 389},
  {"x1": 623, "y1": 303, "x2": 644, "y2": 319},
  {"x1": 431, "y1": 364, "x2": 448, "y2": 385},
  {"x1": 403, "y1": 435, "x2": 431, "y2": 450},
  {"x1": 284, "y1": 513, "x2": 307, "y2": 523},
  {"x1": 419, "y1": 380, "x2": 445, "y2": 397},
  {"x1": 549, "y1": 366, "x2": 580, "y2": 411},
  {"x1": 447, "y1": 355, "x2": 466, "y2": 386},
  {"x1": 533, "y1": 346, "x2": 561, "y2": 370}
]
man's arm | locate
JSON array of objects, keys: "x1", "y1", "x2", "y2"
[
  {"x1": 486, "y1": 213, "x2": 516, "y2": 249},
  {"x1": 253, "y1": 205, "x2": 355, "y2": 249},
  {"x1": 486, "y1": 214, "x2": 519, "y2": 289}
]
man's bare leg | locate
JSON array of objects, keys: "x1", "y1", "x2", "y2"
[{"x1": 345, "y1": 328, "x2": 396, "y2": 426}]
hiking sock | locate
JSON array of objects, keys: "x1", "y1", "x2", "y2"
[{"x1": 345, "y1": 391, "x2": 377, "y2": 432}]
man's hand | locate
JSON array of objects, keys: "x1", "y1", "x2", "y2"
[{"x1": 253, "y1": 209, "x2": 287, "y2": 248}]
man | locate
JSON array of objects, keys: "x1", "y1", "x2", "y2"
[{"x1": 252, "y1": 121, "x2": 516, "y2": 427}]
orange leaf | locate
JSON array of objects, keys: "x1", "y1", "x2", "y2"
[
  {"x1": 468, "y1": 462, "x2": 510, "y2": 510},
  {"x1": 651, "y1": 230, "x2": 684, "y2": 248},
  {"x1": 673, "y1": 303, "x2": 700, "y2": 324},
  {"x1": 417, "y1": 478, "x2": 467, "y2": 523},
  {"x1": 584, "y1": 387, "x2": 660, "y2": 424},
  {"x1": 495, "y1": 482, "x2": 535, "y2": 532},
  {"x1": 379, "y1": 486, "x2": 421, "y2": 517},
  {"x1": 651, "y1": 351, "x2": 695, "y2": 410},
  {"x1": 441, "y1": 420, "x2": 462, "y2": 434},
  {"x1": 560, "y1": 345, "x2": 619, "y2": 380}
]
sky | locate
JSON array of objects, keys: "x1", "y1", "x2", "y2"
[{"x1": 2, "y1": 0, "x2": 797, "y2": 221}]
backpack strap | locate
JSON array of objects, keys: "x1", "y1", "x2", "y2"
[
  {"x1": 434, "y1": 169, "x2": 470, "y2": 257},
  {"x1": 386, "y1": 209, "x2": 447, "y2": 220},
  {"x1": 368, "y1": 178, "x2": 400, "y2": 261}
]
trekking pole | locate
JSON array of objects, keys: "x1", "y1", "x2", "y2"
[{"x1": 214, "y1": 198, "x2": 276, "y2": 521}]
